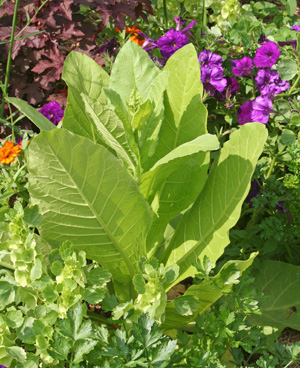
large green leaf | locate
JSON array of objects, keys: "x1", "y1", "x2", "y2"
[
  {"x1": 143, "y1": 134, "x2": 219, "y2": 256},
  {"x1": 162, "y1": 253, "x2": 257, "y2": 330},
  {"x1": 27, "y1": 129, "x2": 153, "y2": 284},
  {"x1": 139, "y1": 71, "x2": 168, "y2": 171},
  {"x1": 162, "y1": 123, "x2": 268, "y2": 285},
  {"x1": 141, "y1": 133, "x2": 219, "y2": 230},
  {"x1": 59, "y1": 90, "x2": 102, "y2": 145},
  {"x1": 250, "y1": 261, "x2": 300, "y2": 331},
  {"x1": 61, "y1": 51, "x2": 109, "y2": 144},
  {"x1": 62, "y1": 51, "x2": 109, "y2": 103},
  {"x1": 6, "y1": 97, "x2": 55, "y2": 131},
  {"x1": 141, "y1": 133, "x2": 219, "y2": 202},
  {"x1": 81, "y1": 94, "x2": 138, "y2": 173},
  {"x1": 109, "y1": 41, "x2": 160, "y2": 103},
  {"x1": 152, "y1": 44, "x2": 207, "y2": 163}
]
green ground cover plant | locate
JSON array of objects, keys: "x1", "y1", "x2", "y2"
[{"x1": 1, "y1": 0, "x2": 300, "y2": 367}]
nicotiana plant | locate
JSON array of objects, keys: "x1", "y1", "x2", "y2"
[
  {"x1": 8, "y1": 40, "x2": 267, "y2": 323},
  {"x1": 3, "y1": 41, "x2": 269, "y2": 365}
]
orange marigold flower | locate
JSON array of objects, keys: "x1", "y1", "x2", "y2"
[{"x1": 0, "y1": 141, "x2": 22, "y2": 165}]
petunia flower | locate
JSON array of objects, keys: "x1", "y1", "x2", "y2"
[
  {"x1": 201, "y1": 65, "x2": 227, "y2": 94},
  {"x1": 231, "y1": 56, "x2": 253, "y2": 77},
  {"x1": 93, "y1": 38, "x2": 120, "y2": 57},
  {"x1": 278, "y1": 40, "x2": 297, "y2": 51},
  {"x1": 213, "y1": 77, "x2": 239, "y2": 102},
  {"x1": 0, "y1": 141, "x2": 22, "y2": 165},
  {"x1": 237, "y1": 96, "x2": 275, "y2": 125},
  {"x1": 290, "y1": 24, "x2": 300, "y2": 32},
  {"x1": 174, "y1": 17, "x2": 196, "y2": 39},
  {"x1": 157, "y1": 29, "x2": 189, "y2": 58},
  {"x1": 139, "y1": 31, "x2": 158, "y2": 51},
  {"x1": 255, "y1": 68, "x2": 290, "y2": 96},
  {"x1": 198, "y1": 50, "x2": 223, "y2": 67},
  {"x1": 253, "y1": 41, "x2": 281, "y2": 68},
  {"x1": 258, "y1": 34, "x2": 268, "y2": 45},
  {"x1": 39, "y1": 101, "x2": 64, "y2": 125}
]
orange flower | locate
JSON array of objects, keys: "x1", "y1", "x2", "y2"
[
  {"x1": 115, "y1": 25, "x2": 145, "y2": 46},
  {"x1": 0, "y1": 141, "x2": 22, "y2": 165},
  {"x1": 129, "y1": 33, "x2": 145, "y2": 46}
]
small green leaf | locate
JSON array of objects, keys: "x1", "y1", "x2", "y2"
[
  {"x1": 84, "y1": 286, "x2": 106, "y2": 304},
  {"x1": 173, "y1": 295, "x2": 199, "y2": 316},
  {"x1": 30, "y1": 258, "x2": 43, "y2": 281},
  {"x1": 0, "y1": 281, "x2": 15, "y2": 309},
  {"x1": 280, "y1": 130, "x2": 296, "y2": 145},
  {"x1": 165, "y1": 265, "x2": 179, "y2": 284},
  {"x1": 50, "y1": 260, "x2": 64, "y2": 276},
  {"x1": 87, "y1": 268, "x2": 111, "y2": 286},
  {"x1": 133, "y1": 274, "x2": 146, "y2": 294},
  {"x1": 6, "y1": 346, "x2": 27, "y2": 363},
  {"x1": 73, "y1": 339, "x2": 98, "y2": 364},
  {"x1": 23, "y1": 205, "x2": 42, "y2": 227},
  {"x1": 6, "y1": 97, "x2": 56, "y2": 131},
  {"x1": 48, "y1": 330, "x2": 71, "y2": 360},
  {"x1": 286, "y1": 0, "x2": 297, "y2": 16},
  {"x1": 6, "y1": 309, "x2": 24, "y2": 329},
  {"x1": 276, "y1": 58, "x2": 298, "y2": 80}
]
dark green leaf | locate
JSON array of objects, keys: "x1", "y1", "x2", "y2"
[{"x1": 48, "y1": 330, "x2": 71, "y2": 360}]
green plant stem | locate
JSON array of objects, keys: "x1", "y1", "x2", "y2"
[
  {"x1": 201, "y1": 0, "x2": 206, "y2": 33},
  {"x1": 0, "y1": 0, "x2": 19, "y2": 119},
  {"x1": 87, "y1": 310, "x2": 117, "y2": 328},
  {"x1": 7, "y1": 102, "x2": 15, "y2": 142},
  {"x1": 0, "y1": 261, "x2": 14, "y2": 271},
  {"x1": 266, "y1": 145, "x2": 287, "y2": 179},
  {"x1": 284, "y1": 241, "x2": 295, "y2": 264},
  {"x1": 288, "y1": 73, "x2": 300, "y2": 96},
  {"x1": 14, "y1": 0, "x2": 49, "y2": 40},
  {"x1": 163, "y1": 0, "x2": 168, "y2": 27}
]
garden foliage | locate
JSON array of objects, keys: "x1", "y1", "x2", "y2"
[{"x1": 1, "y1": 0, "x2": 300, "y2": 366}]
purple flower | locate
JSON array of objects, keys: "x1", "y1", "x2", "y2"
[
  {"x1": 198, "y1": 50, "x2": 223, "y2": 67},
  {"x1": 201, "y1": 65, "x2": 227, "y2": 94},
  {"x1": 247, "y1": 179, "x2": 262, "y2": 206},
  {"x1": 213, "y1": 77, "x2": 239, "y2": 102},
  {"x1": 157, "y1": 29, "x2": 189, "y2": 58},
  {"x1": 139, "y1": 32, "x2": 158, "y2": 51},
  {"x1": 231, "y1": 57, "x2": 253, "y2": 77},
  {"x1": 276, "y1": 201, "x2": 287, "y2": 213},
  {"x1": 278, "y1": 40, "x2": 297, "y2": 51},
  {"x1": 237, "y1": 96, "x2": 274, "y2": 125},
  {"x1": 39, "y1": 101, "x2": 64, "y2": 125},
  {"x1": 93, "y1": 38, "x2": 119, "y2": 57},
  {"x1": 174, "y1": 17, "x2": 196, "y2": 38},
  {"x1": 258, "y1": 34, "x2": 268, "y2": 45},
  {"x1": 175, "y1": 16, "x2": 187, "y2": 30},
  {"x1": 255, "y1": 68, "x2": 290, "y2": 96},
  {"x1": 253, "y1": 41, "x2": 281, "y2": 68},
  {"x1": 290, "y1": 24, "x2": 300, "y2": 32}
]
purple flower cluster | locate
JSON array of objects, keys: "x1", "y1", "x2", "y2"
[
  {"x1": 199, "y1": 50, "x2": 227, "y2": 96},
  {"x1": 231, "y1": 40, "x2": 290, "y2": 125},
  {"x1": 39, "y1": 101, "x2": 64, "y2": 125}
]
